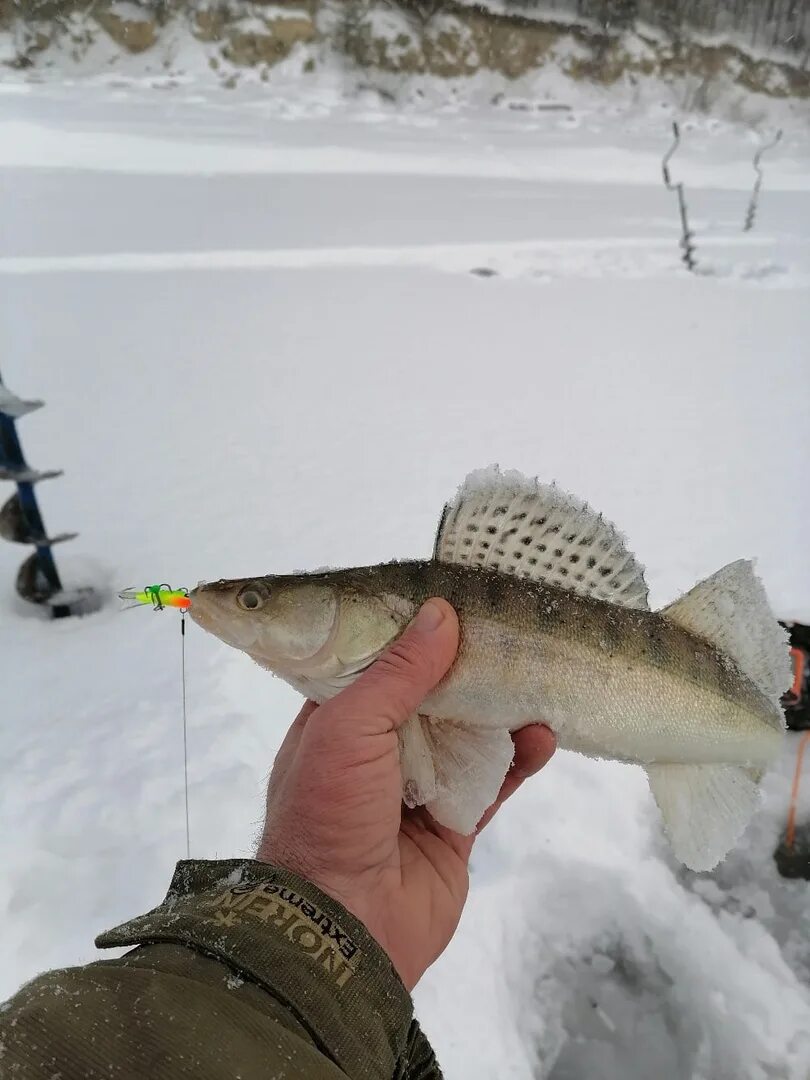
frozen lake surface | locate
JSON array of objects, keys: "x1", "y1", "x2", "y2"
[{"x1": 1, "y1": 81, "x2": 809, "y2": 1078}]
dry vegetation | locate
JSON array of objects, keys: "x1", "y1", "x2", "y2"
[{"x1": 2, "y1": 0, "x2": 808, "y2": 100}]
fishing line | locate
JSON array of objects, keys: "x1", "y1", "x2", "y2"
[
  {"x1": 117, "y1": 585, "x2": 192, "y2": 858},
  {"x1": 181, "y1": 612, "x2": 190, "y2": 859}
]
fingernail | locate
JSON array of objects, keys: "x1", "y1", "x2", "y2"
[{"x1": 412, "y1": 599, "x2": 445, "y2": 632}]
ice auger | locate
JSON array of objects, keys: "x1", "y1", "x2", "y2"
[{"x1": 0, "y1": 367, "x2": 97, "y2": 617}]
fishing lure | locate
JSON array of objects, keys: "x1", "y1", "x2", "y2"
[{"x1": 119, "y1": 584, "x2": 191, "y2": 611}]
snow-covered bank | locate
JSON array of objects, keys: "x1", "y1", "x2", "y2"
[
  {"x1": 1, "y1": 86, "x2": 809, "y2": 1078},
  {"x1": 2, "y1": 0, "x2": 809, "y2": 128}
]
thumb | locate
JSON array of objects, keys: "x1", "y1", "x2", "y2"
[{"x1": 318, "y1": 598, "x2": 459, "y2": 737}]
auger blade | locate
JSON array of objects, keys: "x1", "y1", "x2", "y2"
[
  {"x1": 16, "y1": 551, "x2": 59, "y2": 605},
  {"x1": 0, "y1": 385, "x2": 44, "y2": 420},
  {"x1": 0, "y1": 493, "x2": 76, "y2": 545},
  {"x1": 0, "y1": 493, "x2": 29, "y2": 543},
  {"x1": 0, "y1": 466, "x2": 63, "y2": 484}
]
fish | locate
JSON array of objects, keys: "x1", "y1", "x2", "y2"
[{"x1": 189, "y1": 466, "x2": 791, "y2": 871}]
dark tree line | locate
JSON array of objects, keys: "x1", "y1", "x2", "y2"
[{"x1": 499, "y1": 0, "x2": 809, "y2": 58}]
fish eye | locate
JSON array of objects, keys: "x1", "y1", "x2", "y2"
[{"x1": 237, "y1": 586, "x2": 266, "y2": 611}]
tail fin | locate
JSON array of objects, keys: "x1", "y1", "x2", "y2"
[
  {"x1": 651, "y1": 560, "x2": 790, "y2": 870},
  {"x1": 661, "y1": 559, "x2": 790, "y2": 714},
  {"x1": 646, "y1": 763, "x2": 761, "y2": 871}
]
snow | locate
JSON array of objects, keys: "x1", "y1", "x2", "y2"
[
  {"x1": 1, "y1": 80, "x2": 809, "y2": 1079},
  {"x1": 107, "y1": 2, "x2": 154, "y2": 24}
]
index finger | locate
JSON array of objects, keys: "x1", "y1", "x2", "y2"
[
  {"x1": 476, "y1": 724, "x2": 556, "y2": 833},
  {"x1": 268, "y1": 699, "x2": 318, "y2": 785}
]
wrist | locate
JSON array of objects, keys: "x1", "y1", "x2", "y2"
[
  {"x1": 258, "y1": 845, "x2": 373, "y2": 941},
  {"x1": 256, "y1": 839, "x2": 415, "y2": 988}
]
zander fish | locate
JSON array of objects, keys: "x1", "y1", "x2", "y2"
[{"x1": 189, "y1": 467, "x2": 790, "y2": 871}]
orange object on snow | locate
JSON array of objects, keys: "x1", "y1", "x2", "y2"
[
  {"x1": 788, "y1": 646, "x2": 806, "y2": 702},
  {"x1": 785, "y1": 730, "x2": 810, "y2": 850}
]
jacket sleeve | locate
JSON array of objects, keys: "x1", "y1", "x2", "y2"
[{"x1": 0, "y1": 859, "x2": 443, "y2": 1080}]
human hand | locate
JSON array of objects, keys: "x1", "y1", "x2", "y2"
[{"x1": 256, "y1": 598, "x2": 556, "y2": 991}]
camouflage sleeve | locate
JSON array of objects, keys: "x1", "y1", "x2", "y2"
[{"x1": 0, "y1": 859, "x2": 443, "y2": 1080}]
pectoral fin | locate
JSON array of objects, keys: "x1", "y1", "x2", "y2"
[
  {"x1": 399, "y1": 714, "x2": 437, "y2": 808},
  {"x1": 419, "y1": 719, "x2": 515, "y2": 835}
]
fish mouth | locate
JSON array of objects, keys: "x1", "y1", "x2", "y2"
[
  {"x1": 187, "y1": 583, "x2": 225, "y2": 634},
  {"x1": 188, "y1": 580, "x2": 261, "y2": 651}
]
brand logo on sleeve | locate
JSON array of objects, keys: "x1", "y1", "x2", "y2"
[{"x1": 205, "y1": 880, "x2": 360, "y2": 987}]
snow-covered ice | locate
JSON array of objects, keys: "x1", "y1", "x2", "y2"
[{"x1": 1, "y1": 82, "x2": 809, "y2": 1079}]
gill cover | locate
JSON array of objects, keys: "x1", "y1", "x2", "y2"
[
  {"x1": 189, "y1": 577, "x2": 338, "y2": 664},
  {"x1": 235, "y1": 579, "x2": 339, "y2": 667},
  {"x1": 284, "y1": 586, "x2": 414, "y2": 698}
]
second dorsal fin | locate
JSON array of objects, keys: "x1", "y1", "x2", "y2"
[{"x1": 434, "y1": 466, "x2": 649, "y2": 610}]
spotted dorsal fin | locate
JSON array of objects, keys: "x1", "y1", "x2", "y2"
[{"x1": 434, "y1": 466, "x2": 649, "y2": 610}]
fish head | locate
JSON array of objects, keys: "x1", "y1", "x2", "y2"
[
  {"x1": 189, "y1": 571, "x2": 413, "y2": 687},
  {"x1": 189, "y1": 575, "x2": 338, "y2": 669}
]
